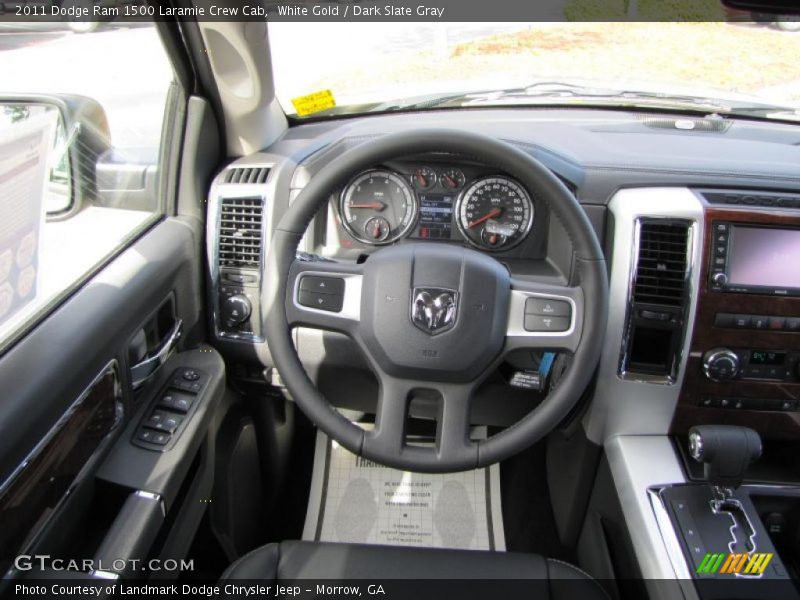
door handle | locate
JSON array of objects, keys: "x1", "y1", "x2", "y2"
[{"x1": 130, "y1": 319, "x2": 182, "y2": 390}]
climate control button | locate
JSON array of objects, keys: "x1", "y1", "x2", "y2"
[{"x1": 702, "y1": 348, "x2": 740, "y2": 382}]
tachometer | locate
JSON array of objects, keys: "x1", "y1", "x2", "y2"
[
  {"x1": 340, "y1": 169, "x2": 418, "y2": 245},
  {"x1": 456, "y1": 176, "x2": 534, "y2": 250}
]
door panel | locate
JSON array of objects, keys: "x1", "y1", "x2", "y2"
[{"x1": 0, "y1": 217, "x2": 204, "y2": 573}]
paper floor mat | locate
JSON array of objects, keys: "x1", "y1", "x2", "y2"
[{"x1": 302, "y1": 429, "x2": 505, "y2": 551}]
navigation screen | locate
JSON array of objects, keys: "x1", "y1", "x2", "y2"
[
  {"x1": 417, "y1": 194, "x2": 454, "y2": 240},
  {"x1": 728, "y1": 226, "x2": 800, "y2": 289}
]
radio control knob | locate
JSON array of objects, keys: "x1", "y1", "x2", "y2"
[
  {"x1": 712, "y1": 272, "x2": 728, "y2": 286},
  {"x1": 703, "y1": 348, "x2": 740, "y2": 382},
  {"x1": 222, "y1": 294, "x2": 251, "y2": 327}
]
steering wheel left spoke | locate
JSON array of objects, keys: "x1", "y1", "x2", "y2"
[{"x1": 284, "y1": 259, "x2": 364, "y2": 335}]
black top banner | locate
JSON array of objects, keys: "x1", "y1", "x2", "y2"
[{"x1": 1, "y1": 0, "x2": 799, "y2": 23}]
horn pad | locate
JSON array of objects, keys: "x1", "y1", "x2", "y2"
[{"x1": 359, "y1": 243, "x2": 510, "y2": 382}]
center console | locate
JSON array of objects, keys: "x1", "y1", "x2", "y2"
[
  {"x1": 604, "y1": 189, "x2": 800, "y2": 600},
  {"x1": 672, "y1": 190, "x2": 800, "y2": 438},
  {"x1": 648, "y1": 426, "x2": 800, "y2": 599},
  {"x1": 657, "y1": 190, "x2": 800, "y2": 598}
]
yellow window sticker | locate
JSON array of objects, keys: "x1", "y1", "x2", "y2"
[{"x1": 291, "y1": 90, "x2": 336, "y2": 117}]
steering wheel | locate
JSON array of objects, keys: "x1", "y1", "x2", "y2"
[{"x1": 264, "y1": 129, "x2": 608, "y2": 472}]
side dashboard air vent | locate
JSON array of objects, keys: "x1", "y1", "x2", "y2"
[
  {"x1": 633, "y1": 222, "x2": 689, "y2": 306},
  {"x1": 223, "y1": 166, "x2": 271, "y2": 185},
  {"x1": 218, "y1": 197, "x2": 264, "y2": 269}
]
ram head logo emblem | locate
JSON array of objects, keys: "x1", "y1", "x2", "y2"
[{"x1": 411, "y1": 288, "x2": 458, "y2": 335}]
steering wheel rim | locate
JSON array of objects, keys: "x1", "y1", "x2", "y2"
[{"x1": 264, "y1": 129, "x2": 608, "y2": 472}]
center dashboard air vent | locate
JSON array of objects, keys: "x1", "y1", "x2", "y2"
[
  {"x1": 218, "y1": 197, "x2": 264, "y2": 269},
  {"x1": 633, "y1": 223, "x2": 690, "y2": 306},
  {"x1": 621, "y1": 219, "x2": 693, "y2": 382}
]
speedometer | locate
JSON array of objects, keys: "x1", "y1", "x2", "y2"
[
  {"x1": 456, "y1": 176, "x2": 534, "y2": 250},
  {"x1": 340, "y1": 169, "x2": 418, "y2": 245}
]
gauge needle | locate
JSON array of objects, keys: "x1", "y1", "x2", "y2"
[
  {"x1": 468, "y1": 207, "x2": 502, "y2": 229},
  {"x1": 442, "y1": 174, "x2": 455, "y2": 188},
  {"x1": 417, "y1": 174, "x2": 428, "y2": 187},
  {"x1": 348, "y1": 202, "x2": 386, "y2": 211}
]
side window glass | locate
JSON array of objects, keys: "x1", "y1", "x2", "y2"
[{"x1": 0, "y1": 25, "x2": 175, "y2": 350}]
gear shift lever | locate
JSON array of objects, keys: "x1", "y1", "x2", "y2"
[
  {"x1": 687, "y1": 425, "x2": 763, "y2": 556},
  {"x1": 688, "y1": 425, "x2": 762, "y2": 502}
]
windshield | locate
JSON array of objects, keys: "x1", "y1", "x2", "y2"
[{"x1": 268, "y1": 22, "x2": 800, "y2": 119}]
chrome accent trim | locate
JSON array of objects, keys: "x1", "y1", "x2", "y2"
[
  {"x1": 648, "y1": 488, "x2": 695, "y2": 581},
  {"x1": 291, "y1": 271, "x2": 362, "y2": 322},
  {"x1": 701, "y1": 348, "x2": 740, "y2": 383},
  {"x1": 585, "y1": 188, "x2": 704, "y2": 442},
  {"x1": 206, "y1": 162, "x2": 275, "y2": 343},
  {"x1": 506, "y1": 289, "x2": 577, "y2": 338},
  {"x1": 709, "y1": 496, "x2": 764, "y2": 579},
  {"x1": 130, "y1": 319, "x2": 182, "y2": 390},
  {"x1": 606, "y1": 436, "x2": 696, "y2": 600},
  {"x1": 0, "y1": 361, "x2": 122, "y2": 499},
  {"x1": 688, "y1": 431, "x2": 703, "y2": 461},
  {"x1": 411, "y1": 287, "x2": 458, "y2": 335},
  {"x1": 618, "y1": 217, "x2": 696, "y2": 385},
  {"x1": 135, "y1": 490, "x2": 166, "y2": 517},
  {"x1": 0, "y1": 362, "x2": 123, "y2": 580}
]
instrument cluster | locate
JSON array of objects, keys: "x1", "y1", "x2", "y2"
[{"x1": 337, "y1": 162, "x2": 536, "y2": 252}]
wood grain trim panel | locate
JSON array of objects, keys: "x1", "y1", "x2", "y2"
[{"x1": 671, "y1": 205, "x2": 800, "y2": 439}]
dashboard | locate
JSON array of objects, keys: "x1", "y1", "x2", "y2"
[{"x1": 206, "y1": 106, "x2": 800, "y2": 444}]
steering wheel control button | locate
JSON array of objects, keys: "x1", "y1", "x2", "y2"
[
  {"x1": 299, "y1": 290, "x2": 344, "y2": 312},
  {"x1": 524, "y1": 298, "x2": 571, "y2": 318},
  {"x1": 298, "y1": 276, "x2": 345, "y2": 313},
  {"x1": 524, "y1": 315, "x2": 570, "y2": 332},
  {"x1": 300, "y1": 275, "x2": 345, "y2": 296}
]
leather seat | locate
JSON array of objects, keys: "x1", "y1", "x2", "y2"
[{"x1": 221, "y1": 541, "x2": 609, "y2": 599}]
